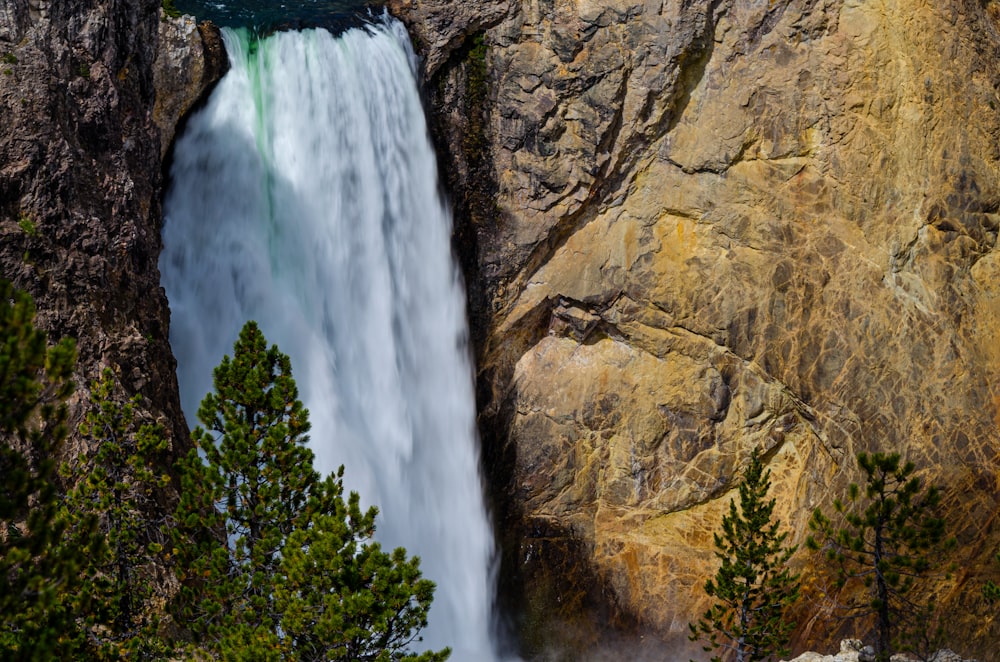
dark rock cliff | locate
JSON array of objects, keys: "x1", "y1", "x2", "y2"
[{"x1": 0, "y1": 0, "x2": 225, "y2": 501}]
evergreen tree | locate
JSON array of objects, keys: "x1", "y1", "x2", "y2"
[
  {"x1": 173, "y1": 321, "x2": 449, "y2": 661},
  {"x1": 690, "y1": 449, "x2": 800, "y2": 662},
  {"x1": 808, "y1": 452, "x2": 951, "y2": 662},
  {"x1": 0, "y1": 279, "x2": 83, "y2": 659},
  {"x1": 60, "y1": 369, "x2": 173, "y2": 658},
  {"x1": 275, "y1": 473, "x2": 448, "y2": 662}
]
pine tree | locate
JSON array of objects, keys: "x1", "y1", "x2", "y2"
[
  {"x1": 275, "y1": 473, "x2": 448, "y2": 662},
  {"x1": 173, "y1": 321, "x2": 449, "y2": 661},
  {"x1": 172, "y1": 320, "x2": 317, "y2": 652},
  {"x1": 807, "y1": 452, "x2": 951, "y2": 662},
  {"x1": 59, "y1": 368, "x2": 174, "y2": 658},
  {"x1": 690, "y1": 449, "x2": 800, "y2": 662},
  {"x1": 0, "y1": 279, "x2": 83, "y2": 659}
]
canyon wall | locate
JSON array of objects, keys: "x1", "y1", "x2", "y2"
[
  {"x1": 388, "y1": 0, "x2": 1000, "y2": 657},
  {"x1": 0, "y1": 0, "x2": 224, "y2": 498},
  {"x1": 3, "y1": 0, "x2": 999, "y2": 657}
]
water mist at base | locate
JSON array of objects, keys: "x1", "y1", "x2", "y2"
[{"x1": 160, "y1": 19, "x2": 498, "y2": 659}]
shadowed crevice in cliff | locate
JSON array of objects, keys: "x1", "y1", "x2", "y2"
[
  {"x1": 511, "y1": 518, "x2": 667, "y2": 662},
  {"x1": 428, "y1": 29, "x2": 499, "y2": 365},
  {"x1": 477, "y1": 295, "x2": 550, "y2": 652}
]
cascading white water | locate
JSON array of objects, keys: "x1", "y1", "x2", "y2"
[{"x1": 160, "y1": 19, "x2": 498, "y2": 659}]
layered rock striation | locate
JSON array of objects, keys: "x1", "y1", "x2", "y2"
[{"x1": 389, "y1": 0, "x2": 1000, "y2": 657}]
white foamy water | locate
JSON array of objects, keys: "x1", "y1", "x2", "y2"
[{"x1": 160, "y1": 19, "x2": 499, "y2": 659}]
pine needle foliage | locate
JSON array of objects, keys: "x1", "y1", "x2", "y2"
[
  {"x1": 690, "y1": 449, "x2": 800, "y2": 662},
  {"x1": 275, "y1": 478, "x2": 448, "y2": 661},
  {"x1": 60, "y1": 368, "x2": 174, "y2": 659},
  {"x1": 172, "y1": 321, "x2": 449, "y2": 661},
  {"x1": 0, "y1": 279, "x2": 82, "y2": 659},
  {"x1": 807, "y1": 452, "x2": 951, "y2": 662}
]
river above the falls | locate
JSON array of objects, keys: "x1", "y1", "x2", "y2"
[{"x1": 172, "y1": 0, "x2": 382, "y2": 32}]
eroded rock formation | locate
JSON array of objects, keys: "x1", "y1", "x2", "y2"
[{"x1": 388, "y1": 0, "x2": 1000, "y2": 657}]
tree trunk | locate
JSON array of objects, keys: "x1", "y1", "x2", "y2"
[
  {"x1": 736, "y1": 592, "x2": 749, "y2": 662},
  {"x1": 874, "y1": 515, "x2": 891, "y2": 660}
]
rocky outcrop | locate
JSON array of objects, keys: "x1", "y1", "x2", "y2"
[
  {"x1": 153, "y1": 12, "x2": 227, "y2": 160},
  {"x1": 384, "y1": 0, "x2": 512, "y2": 76},
  {"x1": 0, "y1": 0, "x2": 224, "y2": 488},
  {"x1": 784, "y1": 639, "x2": 979, "y2": 662},
  {"x1": 389, "y1": 0, "x2": 1000, "y2": 658}
]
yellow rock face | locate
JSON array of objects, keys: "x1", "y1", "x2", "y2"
[{"x1": 395, "y1": 0, "x2": 1000, "y2": 656}]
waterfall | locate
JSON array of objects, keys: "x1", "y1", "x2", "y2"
[{"x1": 160, "y1": 18, "x2": 498, "y2": 659}]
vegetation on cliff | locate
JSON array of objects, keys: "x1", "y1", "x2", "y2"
[
  {"x1": 985, "y1": 555, "x2": 1000, "y2": 604},
  {"x1": 161, "y1": 0, "x2": 182, "y2": 19},
  {"x1": 690, "y1": 447, "x2": 976, "y2": 662},
  {"x1": 808, "y1": 453, "x2": 953, "y2": 662},
  {"x1": 59, "y1": 369, "x2": 175, "y2": 657},
  {"x1": 0, "y1": 280, "x2": 82, "y2": 659},
  {"x1": 0, "y1": 285, "x2": 447, "y2": 661},
  {"x1": 690, "y1": 449, "x2": 800, "y2": 662},
  {"x1": 0, "y1": 288, "x2": 185, "y2": 658}
]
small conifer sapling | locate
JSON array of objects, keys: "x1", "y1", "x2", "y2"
[{"x1": 690, "y1": 448, "x2": 801, "y2": 662}]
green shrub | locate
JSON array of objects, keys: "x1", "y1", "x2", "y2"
[
  {"x1": 17, "y1": 213, "x2": 37, "y2": 237},
  {"x1": 161, "y1": 0, "x2": 181, "y2": 19}
]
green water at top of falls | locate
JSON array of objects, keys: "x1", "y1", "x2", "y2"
[{"x1": 172, "y1": 0, "x2": 384, "y2": 34}]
